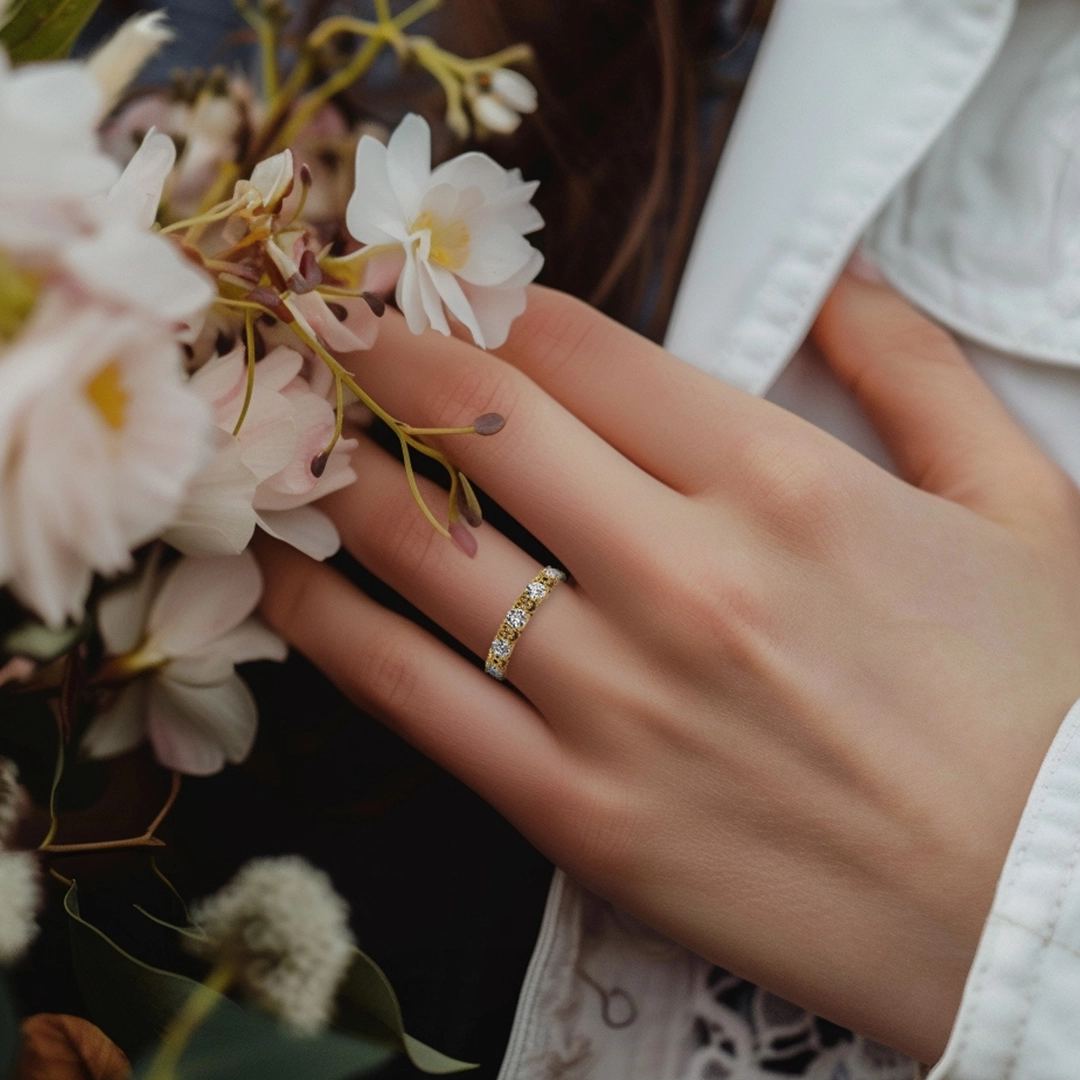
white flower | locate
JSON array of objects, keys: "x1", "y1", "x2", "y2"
[
  {"x1": 188, "y1": 855, "x2": 355, "y2": 1034},
  {"x1": 0, "y1": 49, "x2": 119, "y2": 254},
  {"x1": 347, "y1": 113, "x2": 543, "y2": 349},
  {"x1": 87, "y1": 11, "x2": 174, "y2": 120},
  {"x1": 63, "y1": 130, "x2": 216, "y2": 338},
  {"x1": 0, "y1": 299, "x2": 211, "y2": 627},
  {"x1": 166, "y1": 345, "x2": 358, "y2": 560},
  {"x1": 0, "y1": 851, "x2": 40, "y2": 965},
  {"x1": 466, "y1": 69, "x2": 538, "y2": 135},
  {"x1": 82, "y1": 551, "x2": 286, "y2": 776}
]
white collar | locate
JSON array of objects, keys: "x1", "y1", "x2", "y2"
[{"x1": 664, "y1": 0, "x2": 1017, "y2": 396}]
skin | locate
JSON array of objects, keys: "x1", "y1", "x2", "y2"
[{"x1": 255, "y1": 269, "x2": 1080, "y2": 1064}]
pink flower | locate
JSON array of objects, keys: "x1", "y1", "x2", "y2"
[
  {"x1": 167, "y1": 346, "x2": 357, "y2": 560},
  {"x1": 84, "y1": 551, "x2": 286, "y2": 776}
]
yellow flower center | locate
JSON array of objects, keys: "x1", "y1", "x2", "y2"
[
  {"x1": 85, "y1": 362, "x2": 129, "y2": 432},
  {"x1": 412, "y1": 210, "x2": 470, "y2": 271}
]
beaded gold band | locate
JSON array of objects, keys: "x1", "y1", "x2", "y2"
[{"x1": 485, "y1": 566, "x2": 567, "y2": 681}]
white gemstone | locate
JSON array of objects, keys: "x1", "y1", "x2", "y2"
[
  {"x1": 526, "y1": 581, "x2": 547, "y2": 600},
  {"x1": 485, "y1": 662, "x2": 504, "y2": 680},
  {"x1": 543, "y1": 567, "x2": 566, "y2": 581},
  {"x1": 506, "y1": 608, "x2": 527, "y2": 629},
  {"x1": 491, "y1": 638, "x2": 511, "y2": 659}
]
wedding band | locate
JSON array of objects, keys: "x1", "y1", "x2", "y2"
[{"x1": 485, "y1": 566, "x2": 567, "y2": 681}]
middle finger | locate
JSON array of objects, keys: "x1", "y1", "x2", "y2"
[{"x1": 345, "y1": 312, "x2": 682, "y2": 581}]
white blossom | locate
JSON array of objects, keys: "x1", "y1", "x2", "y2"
[
  {"x1": 467, "y1": 69, "x2": 538, "y2": 135},
  {"x1": 347, "y1": 113, "x2": 543, "y2": 349},
  {"x1": 188, "y1": 855, "x2": 355, "y2": 1034},
  {"x1": 0, "y1": 851, "x2": 40, "y2": 965},
  {"x1": 167, "y1": 345, "x2": 358, "y2": 560},
  {"x1": 82, "y1": 551, "x2": 286, "y2": 776},
  {"x1": 0, "y1": 299, "x2": 211, "y2": 627},
  {"x1": 87, "y1": 11, "x2": 174, "y2": 120}
]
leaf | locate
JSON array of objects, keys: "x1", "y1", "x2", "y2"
[
  {"x1": 64, "y1": 885, "x2": 197, "y2": 1062},
  {"x1": 0, "y1": 971, "x2": 18, "y2": 1080},
  {"x1": 0, "y1": 0, "x2": 104, "y2": 63},
  {"x1": 3, "y1": 618, "x2": 89, "y2": 664},
  {"x1": 15, "y1": 1014, "x2": 130, "y2": 1080},
  {"x1": 130, "y1": 1004, "x2": 391, "y2": 1080},
  {"x1": 332, "y1": 950, "x2": 478, "y2": 1074},
  {"x1": 64, "y1": 886, "x2": 394, "y2": 1080}
]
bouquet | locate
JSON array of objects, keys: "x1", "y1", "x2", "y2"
[{"x1": 0, "y1": 0, "x2": 543, "y2": 1074}]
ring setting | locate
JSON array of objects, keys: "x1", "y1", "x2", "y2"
[{"x1": 485, "y1": 566, "x2": 566, "y2": 681}]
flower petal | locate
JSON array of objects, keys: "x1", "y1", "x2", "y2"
[
  {"x1": 97, "y1": 550, "x2": 162, "y2": 654},
  {"x1": 416, "y1": 260, "x2": 450, "y2": 335},
  {"x1": 256, "y1": 507, "x2": 341, "y2": 560},
  {"x1": 148, "y1": 551, "x2": 262, "y2": 657},
  {"x1": 395, "y1": 248, "x2": 429, "y2": 335},
  {"x1": 291, "y1": 291, "x2": 378, "y2": 353},
  {"x1": 147, "y1": 672, "x2": 258, "y2": 773},
  {"x1": 347, "y1": 135, "x2": 409, "y2": 246},
  {"x1": 82, "y1": 683, "x2": 149, "y2": 760},
  {"x1": 491, "y1": 69, "x2": 538, "y2": 113},
  {"x1": 385, "y1": 113, "x2": 431, "y2": 223},
  {"x1": 428, "y1": 264, "x2": 484, "y2": 346},
  {"x1": 104, "y1": 127, "x2": 176, "y2": 229},
  {"x1": 212, "y1": 617, "x2": 288, "y2": 665}
]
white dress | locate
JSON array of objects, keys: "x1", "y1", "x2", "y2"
[{"x1": 498, "y1": 2, "x2": 1080, "y2": 1078}]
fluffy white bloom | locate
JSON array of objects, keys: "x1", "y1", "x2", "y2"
[
  {"x1": 467, "y1": 69, "x2": 538, "y2": 135},
  {"x1": 0, "y1": 758, "x2": 23, "y2": 848},
  {"x1": 0, "y1": 299, "x2": 210, "y2": 627},
  {"x1": 188, "y1": 855, "x2": 355, "y2": 1034},
  {"x1": 347, "y1": 113, "x2": 543, "y2": 349},
  {"x1": 0, "y1": 50, "x2": 119, "y2": 254},
  {"x1": 166, "y1": 346, "x2": 358, "y2": 560},
  {"x1": 0, "y1": 851, "x2": 40, "y2": 965},
  {"x1": 87, "y1": 11, "x2": 174, "y2": 120},
  {"x1": 83, "y1": 551, "x2": 286, "y2": 776}
]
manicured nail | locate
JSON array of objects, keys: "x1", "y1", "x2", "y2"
[
  {"x1": 845, "y1": 247, "x2": 885, "y2": 285},
  {"x1": 450, "y1": 520, "x2": 478, "y2": 558}
]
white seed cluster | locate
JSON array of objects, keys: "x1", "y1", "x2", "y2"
[
  {"x1": 0, "y1": 851, "x2": 41, "y2": 965},
  {"x1": 0, "y1": 758, "x2": 23, "y2": 847},
  {"x1": 188, "y1": 855, "x2": 355, "y2": 1034}
]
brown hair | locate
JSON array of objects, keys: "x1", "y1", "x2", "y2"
[{"x1": 433, "y1": 0, "x2": 771, "y2": 340}]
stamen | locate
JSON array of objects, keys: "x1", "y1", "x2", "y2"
[
  {"x1": 472, "y1": 412, "x2": 505, "y2": 435},
  {"x1": 361, "y1": 291, "x2": 385, "y2": 316}
]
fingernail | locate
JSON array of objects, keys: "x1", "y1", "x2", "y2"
[
  {"x1": 450, "y1": 520, "x2": 478, "y2": 558},
  {"x1": 845, "y1": 247, "x2": 885, "y2": 285}
]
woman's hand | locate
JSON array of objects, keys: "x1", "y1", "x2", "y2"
[{"x1": 255, "y1": 270, "x2": 1080, "y2": 1063}]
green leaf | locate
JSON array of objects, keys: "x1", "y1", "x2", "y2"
[
  {"x1": 66, "y1": 885, "x2": 394, "y2": 1080},
  {"x1": 333, "y1": 949, "x2": 478, "y2": 1074},
  {"x1": 0, "y1": 971, "x2": 18, "y2": 1080},
  {"x1": 131, "y1": 1002, "x2": 392, "y2": 1080},
  {"x1": 3, "y1": 614, "x2": 89, "y2": 663},
  {"x1": 0, "y1": 0, "x2": 105, "y2": 63},
  {"x1": 65, "y1": 883, "x2": 200, "y2": 1060}
]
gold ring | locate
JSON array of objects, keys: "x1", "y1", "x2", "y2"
[{"x1": 485, "y1": 567, "x2": 566, "y2": 681}]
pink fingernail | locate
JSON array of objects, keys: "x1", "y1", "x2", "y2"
[
  {"x1": 450, "y1": 520, "x2": 478, "y2": 558},
  {"x1": 845, "y1": 247, "x2": 885, "y2": 285}
]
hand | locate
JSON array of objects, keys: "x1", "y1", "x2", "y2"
[{"x1": 256, "y1": 271, "x2": 1080, "y2": 1063}]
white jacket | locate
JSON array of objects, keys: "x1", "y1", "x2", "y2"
[{"x1": 499, "y1": 2, "x2": 1080, "y2": 1078}]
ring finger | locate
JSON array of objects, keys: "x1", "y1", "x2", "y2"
[{"x1": 322, "y1": 433, "x2": 608, "y2": 712}]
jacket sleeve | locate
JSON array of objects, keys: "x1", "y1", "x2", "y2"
[{"x1": 928, "y1": 697, "x2": 1080, "y2": 1080}]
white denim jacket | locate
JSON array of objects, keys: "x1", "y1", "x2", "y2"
[{"x1": 499, "y1": 2, "x2": 1080, "y2": 1078}]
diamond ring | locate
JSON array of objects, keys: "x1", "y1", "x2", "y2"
[{"x1": 485, "y1": 567, "x2": 567, "y2": 681}]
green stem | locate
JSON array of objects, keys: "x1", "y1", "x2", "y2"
[
  {"x1": 145, "y1": 961, "x2": 235, "y2": 1080},
  {"x1": 232, "y1": 312, "x2": 258, "y2": 437}
]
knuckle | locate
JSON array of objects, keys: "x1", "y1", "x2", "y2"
[
  {"x1": 518, "y1": 290, "x2": 612, "y2": 381},
  {"x1": 560, "y1": 774, "x2": 640, "y2": 877},
  {"x1": 360, "y1": 633, "x2": 420, "y2": 718},
  {"x1": 428, "y1": 357, "x2": 518, "y2": 432}
]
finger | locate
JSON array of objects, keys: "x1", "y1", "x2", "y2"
[
  {"x1": 346, "y1": 309, "x2": 681, "y2": 575},
  {"x1": 253, "y1": 533, "x2": 567, "y2": 814},
  {"x1": 811, "y1": 266, "x2": 1078, "y2": 539},
  {"x1": 494, "y1": 286, "x2": 780, "y2": 494},
  {"x1": 320, "y1": 434, "x2": 600, "y2": 705}
]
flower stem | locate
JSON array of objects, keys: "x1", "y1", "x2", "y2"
[
  {"x1": 232, "y1": 312, "x2": 258, "y2": 437},
  {"x1": 146, "y1": 960, "x2": 235, "y2": 1080},
  {"x1": 40, "y1": 773, "x2": 181, "y2": 855}
]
